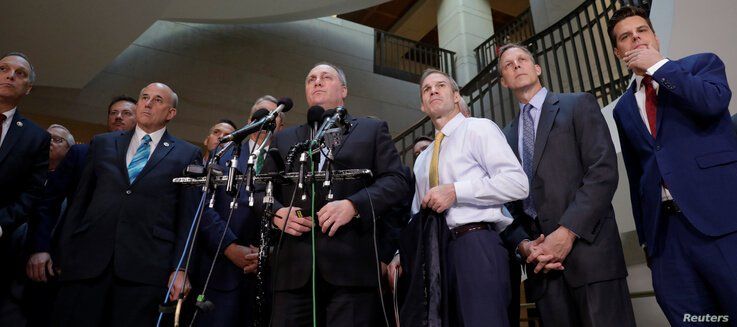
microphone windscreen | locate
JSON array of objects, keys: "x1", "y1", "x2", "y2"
[
  {"x1": 321, "y1": 109, "x2": 337, "y2": 121},
  {"x1": 250, "y1": 108, "x2": 270, "y2": 122},
  {"x1": 277, "y1": 97, "x2": 294, "y2": 113},
  {"x1": 307, "y1": 106, "x2": 325, "y2": 127}
]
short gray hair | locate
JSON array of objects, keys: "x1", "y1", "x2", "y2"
[
  {"x1": 2, "y1": 52, "x2": 36, "y2": 85},
  {"x1": 496, "y1": 43, "x2": 537, "y2": 72},
  {"x1": 48, "y1": 124, "x2": 75, "y2": 145},
  {"x1": 250, "y1": 95, "x2": 279, "y2": 114},
  {"x1": 310, "y1": 62, "x2": 347, "y2": 87},
  {"x1": 418, "y1": 68, "x2": 460, "y2": 96}
]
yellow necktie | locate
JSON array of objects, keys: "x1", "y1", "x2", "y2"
[{"x1": 429, "y1": 132, "x2": 445, "y2": 188}]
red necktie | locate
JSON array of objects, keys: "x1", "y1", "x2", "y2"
[
  {"x1": 642, "y1": 75, "x2": 658, "y2": 138},
  {"x1": 0, "y1": 114, "x2": 7, "y2": 143}
]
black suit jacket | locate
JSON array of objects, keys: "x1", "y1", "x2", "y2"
[
  {"x1": 0, "y1": 111, "x2": 49, "y2": 280},
  {"x1": 57, "y1": 130, "x2": 201, "y2": 286},
  {"x1": 196, "y1": 141, "x2": 259, "y2": 291},
  {"x1": 503, "y1": 92, "x2": 627, "y2": 300},
  {"x1": 27, "y1": 143, "x2": 89, "y2": 254},
  {"x1": 264, "y1": 115, "x2": 410, "y2": 291}
]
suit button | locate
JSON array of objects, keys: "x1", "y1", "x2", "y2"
[
  {"x1": 125, "y1": 190, "x2": 132, "y2": 195},
  {"x1": 655, "y1": 145, "x2": 661, "y2": 151}
]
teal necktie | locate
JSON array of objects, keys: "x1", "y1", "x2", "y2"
[{"x1": 128, "y1": 134, "x2": 152, "y2": 183}]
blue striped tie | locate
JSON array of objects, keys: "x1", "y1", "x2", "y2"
[
  {"x1": 128, "y1": 134, "x2": 152, "y2": 183},
  {"x1": 521, "y1": 103, "x2": 538, "y2": 218}
]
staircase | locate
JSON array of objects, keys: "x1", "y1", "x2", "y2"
[{"x1": 393, "y1": 0, "x2": 650, "y2": 166}]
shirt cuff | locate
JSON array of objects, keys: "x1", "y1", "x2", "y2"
[
  {"x1": 0, "y1": 225, "x2": 3, "y2": 239},
  {"x1": 453, "y1": 181, "x2": 472, "y2": 203},
  {"x1": 646, "y1": 58, "x2": 669, "y2": 75}
]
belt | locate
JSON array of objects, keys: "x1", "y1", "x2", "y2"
[
  {"x1": 451, "y1": 222, "x2": 493, "y2": 239},
  {"x1": 662, "y1": 200, "x2": 681, "y2": 215}
]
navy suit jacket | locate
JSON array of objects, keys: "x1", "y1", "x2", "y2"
[
  {"x1": 613, "y1": 53, "x2": 737, "y2": 256},
  {"x1": 264, "y1": 116, "x2": 411, "y2": 291},
  {"x1": 0, "y1": 111, "x2": 49, "y2": 282},
  {"x1": 57, "y1": 130, "x2": 202, "y2": 286},
  {"x1": 27, "y1": 143, "x2": 89, "y2": 254},
  {"x1": 196, "y1": 141, "x2": 259, "y2": 291}
]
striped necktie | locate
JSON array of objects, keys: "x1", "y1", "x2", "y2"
[
  {"x1": 128, "y1": 134, "x2": 152, "y2": 183},
  {"x1": 521, "y1": 103, "x2": 538, "y2": 218}
]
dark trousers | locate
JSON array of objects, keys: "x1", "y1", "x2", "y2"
[
  {"x1": 447, "y1": 228, "x2": 510, "y2": 327},
  {"x1": 23, "y1": 280, "x2": 59, "y2": 327},
  {"x1": 193, "y1": 278, "x2": 258, "y2": 327},
  {"x1": 651, "y1": 211, "x2": 737, "y2": 326},
  {"x1": 52, "y1": 268, "x2": 167, "y2": 327},
  {"x1": 271, "y1": 273, "x2": 380, "y2": 327},
  {"x1": 534, "y1": 273, "x2": 635, "y2": 327}
]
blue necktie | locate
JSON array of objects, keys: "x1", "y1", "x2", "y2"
[
  {"x1": 128, "y1": 134, "x2": 152, "y2": 183},
  {"x1": 521, "y1": 104, "x2": 538, "y2": 218}
]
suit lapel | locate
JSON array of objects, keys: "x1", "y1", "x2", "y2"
[
  {"x1": 330, "y1": 115, "x2": 359, "y2": 159},
  {"x1": 620, "y1": 82, "x2": 655, "y2": 146},
  {"x1": 0, "y1": 112, "x2": 26, "y2": 164},
  {"x1": 532, "y1": 92, "x2": 560, "y2": 175},
  {"x1": 507, "y1": 117, "x2": 521, "y2": 160},
  {"x1": 131, "y1": 131, "x2": 175, "y2": 186},
  {"x1": 116, "y1": 130, "x2": 134, "y2": 183}
]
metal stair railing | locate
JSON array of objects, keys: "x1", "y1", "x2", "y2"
[{"x1": 393, "y1": 0, "x2": 650, "y2": 166}]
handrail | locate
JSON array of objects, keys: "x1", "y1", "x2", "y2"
[
  {"x1": 394, "y1": 0, "x2": 651, "y2": 165},
  {"x1": 474, "y1": 9, "x2": 535, "y2": 71},
  {"x1": 374, "y1": 29, "x2": 456, "y2": 84}
]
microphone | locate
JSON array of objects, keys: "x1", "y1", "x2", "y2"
[
  {"x1": 307, "y1": 106, "x2": 325, "y2": 135},
  {"x1": 250, "y1": 108, "x2": 270, "y2": 122},
  {"x1": 220, "y1": 97, "x2": 293, "y2": 143},
  {"x1": 312, "y1": 106, "x2": 348, "y2": 145}
]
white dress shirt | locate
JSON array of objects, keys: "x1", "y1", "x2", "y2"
[
  {"x1": 0, "y1": 108, "x2": 17, "y2": 147},
  {"x1": 412, "y1": 113, "x2": 529, "y2": 229},
  {"x1": 126, "y1": 125, "x2": 167, "y2": 166},
  {"x1": 634, "y1": 58, "x2": 673, "y2": 201}
]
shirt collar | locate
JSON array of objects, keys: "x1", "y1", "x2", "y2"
[
  {"x1": 1, "y1": 107, "x2": 17, "y2": 122},
  {"x1": 518, "y1": 87, "x2": 547, "y2": 112},
  {"x1": 438, "y1": 112, "x2": 465, "y2": 137},
  {"x1": 133, "y1": 125, "x2": 166, "y2": 145}
]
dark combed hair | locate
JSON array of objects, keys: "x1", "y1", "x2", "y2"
[
  {"x1": 219, "y1": 118, "x2": 237, "y2": 130},
  {"x1": 607, "y1": 6, "x2": 653, "y2": 45},
  {"x1": 413, "y1": 135, "x2": 434, "y2": 145},
  {"x1": 107, "y1": 95, "x2": 137, "y2": 113}
]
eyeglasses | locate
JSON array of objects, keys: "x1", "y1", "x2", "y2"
[{"x1": 51, "y1": 136, "x2": 67, "y2": 144}]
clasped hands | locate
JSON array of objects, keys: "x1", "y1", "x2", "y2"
[
  {"x1": 272, "y1": 199, "x2": 358, "y2": 237},
  {"x1": 519, "y1": 226, "x2": 577, "y2": 273}
]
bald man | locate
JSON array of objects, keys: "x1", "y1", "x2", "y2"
[{"x1": 54, "y1": 83, "x2": 202, "y2": 326}]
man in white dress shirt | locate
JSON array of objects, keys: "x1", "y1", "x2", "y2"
[{"x1": 390, "y1": 68, "x2": 560, "y2": 326}]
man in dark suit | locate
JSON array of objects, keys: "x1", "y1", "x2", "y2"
[
  {"x1": 265, "y1": 62, "x2": 410, "y2": 326},
  {"x1": 22, "y1": 95, "x2": 136, "y2": 327},
  {"x1": 193, "y1": 95, "x2": 284, "y2": 327},
  {"x1": 54, "y1": 82, "x2": 202, "y2": 326},
  {"x1": 26, "y1": 95, "x2": 137, "y2": 284},
  {"x1": 0, "y1": 52, "x2": 50, "y2": 325},
  {"x1": 498, "y1": 44, "x2": 634, "y2": 327},
  {"x1": 609, "y1": 6, "x2": 737, "y2": 324}
]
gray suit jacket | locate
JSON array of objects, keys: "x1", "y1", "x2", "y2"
[{"x1": 503, "y1": 91, "x2": 627, "y2": 301}]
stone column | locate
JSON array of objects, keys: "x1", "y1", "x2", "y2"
[{"x1": 437, "y1": 0, "x2": 494, "y2": 86}]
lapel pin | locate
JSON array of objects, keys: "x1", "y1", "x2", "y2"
[
  {"x1": 163, "y1": 142, "x2": 170, "y2": 147},
  {"x1": 16, "y1": 121, "x2": 23, "y2": 127}
]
